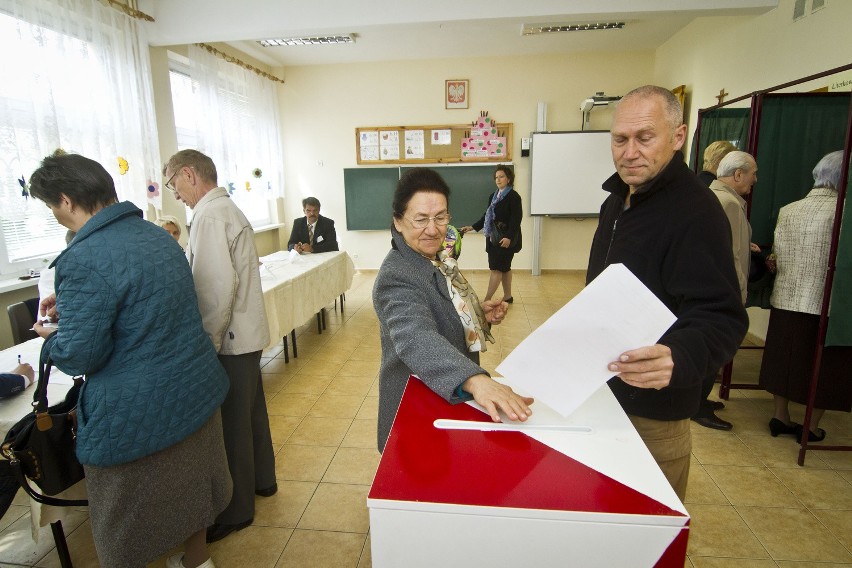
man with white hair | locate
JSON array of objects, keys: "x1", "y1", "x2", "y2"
[
  {"x1": 690, "y1": 150, "x2": 760, "y2": 431},
  {"x1": 712, "y1": 150, "x2": 759, "y2": 303}
]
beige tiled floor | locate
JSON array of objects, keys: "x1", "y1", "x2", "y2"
[{"x1": 1, "y1": 270, "x2": 850, "y2": 567}]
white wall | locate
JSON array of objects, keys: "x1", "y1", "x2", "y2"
[
  {"x1": 654, "y1": 0, "x2": 852, "y2": 155},
  {"x1": 278, "y1": 51, "x2": 655, "y2": 271},
  {"x1": 278, "y1": 1, "x2": 852, "y2": 274},
  {"x1": 653, "y1": 0, "x2": 852, "y2": 339}
]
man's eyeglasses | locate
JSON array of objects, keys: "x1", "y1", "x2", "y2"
[
  {"x1": 406, "y1": 213, "x2": 451, "y2": 229},
  {"x1": 164, "y1": 168, "x2": 181, "y2": 192}
]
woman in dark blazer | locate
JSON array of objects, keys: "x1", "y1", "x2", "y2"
[
  {"x1": 372, "y1": 168, "x2": 533, "y2": 452},
  {"x1": 460, "y1": 165, "x2": 522, "y2": 303}
]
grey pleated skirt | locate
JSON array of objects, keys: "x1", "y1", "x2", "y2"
[{"x1": 85, "y1": 410, "x2": 232, "y2": 568}]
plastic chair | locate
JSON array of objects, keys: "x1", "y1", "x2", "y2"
[{"x1": 6, "y1": 298, "x2": 39, "y2": 345}]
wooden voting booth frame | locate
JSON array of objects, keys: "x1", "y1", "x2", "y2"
[
  {"x1": 355, "y1": 123, "x2": 512, "y2": 165},
  {"x1": 693, "y1": 62, "x2": 852, "y2": 466}
]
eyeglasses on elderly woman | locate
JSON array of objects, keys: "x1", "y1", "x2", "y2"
[{"x1": 406, "y1": 213, "x2": 452, "y2": 229}]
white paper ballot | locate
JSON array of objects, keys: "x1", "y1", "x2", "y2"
[{"x1": 496, "y1": 263, "x2": 677, "y2": 417}]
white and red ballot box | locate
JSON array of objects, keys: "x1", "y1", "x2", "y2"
[{"x1": 368, "y1": 378, "x2": 689, "y2": 568}]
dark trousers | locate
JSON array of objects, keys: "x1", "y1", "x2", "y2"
[
  {"x1": 215, "y1": 351, "x2": 276, "y2": 525},
  {"x1": 695, "y1": 371, "x2": 718, "y2": 417}
]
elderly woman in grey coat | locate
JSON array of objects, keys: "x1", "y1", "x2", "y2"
[{"x1": 372, "y1": 168, "x2": 533, "y2": 452}]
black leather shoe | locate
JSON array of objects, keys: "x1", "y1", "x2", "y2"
[
  {"x1": 794, "y1": 424, "x2": 826, "y2": 442},
  {"x1": 691, "y1": 413, "x2": 733, "y2": 431},
  {"x1": 709, "y1": 400, "x2": 725, "y2": 411},
  {"x1": 768, "y1": 418, "x2": 800, "y2": 437},
  {"x1": 256, "y1": 483, "x2": 278, "y2": 497},
  {"x1": 206, "y1": 519, "x2": 252, "y2": 543},
  {"x1": 503, "y1": 296, "x2": 513, "y2": 304}
]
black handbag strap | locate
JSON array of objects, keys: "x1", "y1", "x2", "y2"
[
  {"x1": 8, "y1": 460, "x2": 88, "y2": 507},
  {"x1": 32, "y1": 342, "x2": 54, "y2": 414}
]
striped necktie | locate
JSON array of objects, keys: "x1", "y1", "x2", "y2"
[{"x1": 308, "y1": 223, "x2": 314, "y2": 244}]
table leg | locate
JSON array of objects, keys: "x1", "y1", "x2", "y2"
[
  {"x1": 321, "y1": 308, "x2": 327, "y2": 330},
  {"x1": 282, "y1": 336, "x2": 290, "y2": 363},
  {"x1": 316, "y1": 312, "x2": 322, "y2": 334},
  {"x1": 291, "y1": 330, "x2": 298, "y2": 358},
  {"x1": 51, "y1": 520, "x2": 74, "y2": 568}
]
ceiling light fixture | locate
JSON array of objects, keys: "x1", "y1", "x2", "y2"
[
  {"x1": 522, "y1": 22, "x2": 625, "y2": 35},
  {"x1": 258, "y1": 35, "x2": 355, "y2": 47}
]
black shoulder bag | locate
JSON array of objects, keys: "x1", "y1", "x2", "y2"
[{"x1": 1, "y1": 344, "x2": 87, "y2": 507}]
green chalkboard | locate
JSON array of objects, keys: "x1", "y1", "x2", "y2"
[
  {"x1": 344, "y1": 168, "x2": 398, "y2": 230},
  {"x1": 344, "y1": 165, "x2": 501, "y2": 230}
]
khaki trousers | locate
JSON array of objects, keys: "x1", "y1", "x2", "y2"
[{"x1": 627, "y1": 415, "x2": 691, "y2": 502}]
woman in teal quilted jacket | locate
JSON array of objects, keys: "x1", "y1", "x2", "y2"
[{"x1": 31, "y1": 153, "x2": 230, "y2": 568}]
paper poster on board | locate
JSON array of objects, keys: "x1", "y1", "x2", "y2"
[
  {"x1": 360, "y1": 145, "x2": 379, "y2": 161},
  {"x1": 359, "y1": 130, "x2": 379, "y2": 161},
  {"x1": 431, "y1": 129, "x2": 452, "y2": 145},
  {"x1": 380, "y1": 130, "x2": 400, "y2": 160},
  {"x1": 405, "y1": 130, "x2": 425, "y2": 159}
]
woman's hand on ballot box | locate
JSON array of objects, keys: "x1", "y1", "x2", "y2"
[{"x1": 462, "y1": 374, "x2": 534, "y2": 424}]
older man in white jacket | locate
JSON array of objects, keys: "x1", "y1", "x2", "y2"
[{"x1": 163, "y1": 150, "x2": 276, "y2": 545}]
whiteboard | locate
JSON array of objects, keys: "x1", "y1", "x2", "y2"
[{"x1": 529, "y1": 131, "x2": 613, "y2": 216}]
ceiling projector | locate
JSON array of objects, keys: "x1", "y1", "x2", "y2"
[{"x1": 580, "y1": 92, "x2": 622, "y2": 112}]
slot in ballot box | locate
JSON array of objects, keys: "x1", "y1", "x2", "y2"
[{"x1": 367, "y1": 378, "x2": 689, "y2": 568}]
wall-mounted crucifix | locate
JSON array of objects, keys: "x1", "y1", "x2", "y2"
[{"x1": 716, "y1": 88, "x2": 729, "y2": 104}]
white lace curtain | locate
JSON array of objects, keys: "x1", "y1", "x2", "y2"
[
  {"x1": 0, "y1": 0, "x2": 161, "y2": 270},
  {"x1": 186, "y1": 44, "x2": 284, "y2": 223}
]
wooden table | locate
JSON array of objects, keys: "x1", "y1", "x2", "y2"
[
  {"x1": 260, "y1": 250, "x2": 355, "y2": 360},
  {"x1": 368, "y1": 378, "x2": 690, "y2": 567}
]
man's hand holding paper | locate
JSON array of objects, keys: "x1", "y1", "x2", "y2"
[
  {"x1": 496, "y1": 263, "x2": 677, "y2": 417},
  {"x1": 608, "y1": 344, "x2": 674, "y2": 390}
]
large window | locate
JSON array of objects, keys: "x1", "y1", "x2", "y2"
[
  {"x1": 167, "y1": 48, "x2": 284, "y2": 227},
  {"x1": 0, "y1": 0, "x2": 160, "y2": 276}
]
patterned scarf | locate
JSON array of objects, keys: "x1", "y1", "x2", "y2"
[
  {"x1": 483, "y1": 185, "x2": 511, "y2": 239},
  {"x1": 431, "y1": 250, "x2": 494, "y2": 352}
]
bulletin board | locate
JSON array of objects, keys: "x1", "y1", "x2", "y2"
[{"x1": 355, "y1": 123, "x2": 513, "y2": 165}]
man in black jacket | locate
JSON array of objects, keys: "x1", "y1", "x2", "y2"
[
  {"x1": 287, "y1": 197, "x2": 339, "y2": 254},
  {"x1": 587, "y1": 85, "x2": 748, "y2": 500}
]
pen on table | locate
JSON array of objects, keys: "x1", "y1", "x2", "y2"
[{"x1": 18, "y1": 355, "x2": 21, "y2": 364}]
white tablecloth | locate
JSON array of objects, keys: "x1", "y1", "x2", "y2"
[
  {"x1": 260, "y1": 250, "x2": 355, "y2": 345},
  {"x1": 0, "y1": 338, "x2": 87, "y2": 540}
]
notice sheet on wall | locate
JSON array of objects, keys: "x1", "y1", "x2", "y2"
[{"x1": 404, "y1": 130, "x2": 424, "y2": 159}]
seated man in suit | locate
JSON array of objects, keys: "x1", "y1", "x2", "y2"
[
  {"x1": 0, "y1": 363, "x2": 34, "y2": 399},
  {"x1": 287, "y1": 197, "x2": 339, "y2": 254}
]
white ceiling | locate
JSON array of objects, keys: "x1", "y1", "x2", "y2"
[{"x1": 138, "y1": 0, "x2": 778, "y2": 68}]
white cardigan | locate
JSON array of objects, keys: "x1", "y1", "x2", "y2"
[{"x1": 770, "y1": 187, "x2": 839, "y2": 315}]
